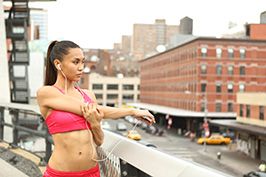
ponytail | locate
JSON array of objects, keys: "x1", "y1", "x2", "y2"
[
  {"x1": 44, "y1": 40, "x2": 58, "y2": 85},
  {"x1": 44, "y1": 40, "x2": 80, "y2": 85}
]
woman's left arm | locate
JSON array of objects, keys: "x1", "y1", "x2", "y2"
[
  {"x1": 98, "y1": 106, "x2": 155, "y2": 125},
  {"x1": 84, "y1": 90, "x2": 155, "y2": 125},
  {"x1": 82, "y1": 103, "x2": 104, "y2": 146}
]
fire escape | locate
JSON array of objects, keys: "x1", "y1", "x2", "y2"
[{"x1": 5, "y1": 0, "x2": 30, "y2": 103}]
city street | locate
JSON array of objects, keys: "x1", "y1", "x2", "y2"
[{"x1": 105, "y1": 119, "x2": 261, "y2": 177}]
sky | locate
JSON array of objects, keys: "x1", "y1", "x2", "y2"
[{"x1": 27, "y1": 0, "x2": 266, "y2": 49}]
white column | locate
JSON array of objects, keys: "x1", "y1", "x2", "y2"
[{"x1": 0, "y1": 0, "x2": 10, "y2": 103}]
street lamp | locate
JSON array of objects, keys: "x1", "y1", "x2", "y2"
[{"x1": 203, "y1": 91, "x2": 209, "y2": 152}]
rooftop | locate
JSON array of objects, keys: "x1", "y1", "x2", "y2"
[{"x1": 128, "y1": 102, "x2": 236, "y2": 118}]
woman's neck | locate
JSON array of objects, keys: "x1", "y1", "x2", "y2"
[{"x1": 54, "y1": 75, "x2": 76, "y2": 93}]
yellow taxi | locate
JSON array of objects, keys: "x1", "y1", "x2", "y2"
[
  {"x1": 197, "y1": 135, "x2": 231, "y2": 145},
  {"x1": 127, "y1": 130, "x2": 141, "y2": 141}
]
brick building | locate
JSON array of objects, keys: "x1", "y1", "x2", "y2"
[
  {"x1": 131, "y1": 37, "x2": 266, "y2": 135},
  {"x1": 140, "y1": 37, "x2": 266, "y2": 113},
  {"x1": 246, "y1": 24, "x2": 266, "y2": 40}
]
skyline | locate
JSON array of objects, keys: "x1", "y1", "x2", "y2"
[{"x1": 25, "y1": 0, "x2": 266, "y2": 49}]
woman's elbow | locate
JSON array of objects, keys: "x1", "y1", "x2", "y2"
[
  {"x1": 94, "y1": 134, "x2": 104, "y2": 146},
  {"x1": 95, "y1": 139, "x2": 104, "y2": 146}
]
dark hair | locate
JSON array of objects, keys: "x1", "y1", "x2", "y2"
[{"x1": 44, "y1": 40, "x2": 80, "y2": 85}]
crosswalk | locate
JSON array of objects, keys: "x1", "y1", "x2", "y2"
[{"x1": 159, "y1": 147, "x2": 198, "y2": 161}]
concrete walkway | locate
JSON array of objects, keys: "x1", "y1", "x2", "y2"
[{"x1": 0, "y1": 158, "x2": 29, "y2": 177}]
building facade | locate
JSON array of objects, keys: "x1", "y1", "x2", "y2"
[
  {"x1": 30, "y1": 8, "x2": 48, "y2": 40},
  {"x1": 140, "y1": 37, "x2": 266, "y2": 114},
  {"x1": 87, "y1": 73, "x2": 140, "y2": 107},
  {"x1": 211, "y1": 93, "x2": 266, "y2": 161},
  {"x1": 236, "y1": 93, "x2": 266, "y2": 161},
  {"x1": 237, "y1": 93, "x2": 266, "y2": 127},
  {"x1": 132, "y1": 19, "x2": 180, "y2": 60}
]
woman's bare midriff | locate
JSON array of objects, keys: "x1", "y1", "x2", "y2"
[{"x1": 48, "y1": 129, "x2": 98, "y2": 171}]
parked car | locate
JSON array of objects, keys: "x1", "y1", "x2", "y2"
[
  {"x1": 140, "y1": 122, "x2": 148, "y2": 130},
  {"x1": 222, "y1": 131, "x2": 235, "y2": 139},
  {"x1": 243, "y1": 171, "x2": 266, "y2": 177},
  {"x1": 124, "y1": 116, "x2": 139, "y2": 125},
  {"x1": 116, "y1": 122, "x2": 127, "y2": 131},
  {"x1": 127, "y1": 130, "x2": 141, "y2": 141},
  {"x1": 197, "y1": 135, "x2": 231, "y2": 145},
  {"x1": 145, "y1": 125, "x2": 158, "y2": 134},
  {"x1": 101, "y1": 121, "x2": 111, "y2": 130}
]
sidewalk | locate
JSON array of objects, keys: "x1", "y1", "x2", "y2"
[{"x1": 0, "y1": 158, "x2": 29, "y2": 177}]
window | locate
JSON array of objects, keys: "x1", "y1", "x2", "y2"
[
  {"x1": 216, "y1": 83, "x2": 222, "y2": 93},
  {"x1": 246, "y1": 105, "x2": 250, "y2": 118},
  {"x1": 240, "y1": 104, "x2": 243, "y2": 117},
  {"x1": 201, "y1": 102, "x2": 205, "y2": 112},
  {"x1": 239, "y1": 84, "x2": 245, "y2": 92},
  {"x1": 216, "y1": 48, "x2": 222, "y2": 58},
  {"x1": 259, "y1": 106, "x2": 264, "y2": 120},
  {"x1": 201, "y1": 64, "x2": 207, "y2": 74},
  {"x1": 216, "y1": 103, "x2": 222, "y2": 112},
  {"x1": 107, "y1": 94, "x2": 118, "y2": 99},
  {"x1": 201, "y1": 47, "x2": 207, "y2": 58},
  {"x1": 240, "y1": 48, "x2": 246, "y2": 59},
  {"x1": 239, "y1": 66, "x2": 245, "y2": 75},
  {"x1": 227, "y1": 102, "x2": 233, "y2": 112},
  {"x1": 92, "y1": 84, "x2": 103, "y2": 90},
  {"x1": 107, "y1": 84, "x2": 118, "y2": 90},
  {"x1": 216, "y1": 65, "x2": 222, "y2": 75},
  {"x1": 227, "y1": 83, "x2": 233, "y2": 93},
  {"x1": 95, "y1": 94, "x2": 103, "y2": 99},
  {"x1": 228, "y1": 65, "x2": 234, "y2": 75},
  {"x1": 228, "y1": 48, "x2": 234, "y2": 58},
  {"x1": 201, "y1": 83, "x2": 206, "y2": 92},
  {"x1": 123, "y1": 94, "x2": 134, "y2": 100},
  {"x1": 123, "y1": 84, "x2": 134, "y2": 90}
]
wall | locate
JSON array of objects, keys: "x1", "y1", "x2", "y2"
[{"x1": 0, "y1": 0, "x2": 10, "y2": 103}]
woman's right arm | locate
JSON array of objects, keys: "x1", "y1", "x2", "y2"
[{"x1": 37, "y1": 86, "x2": 84, "y2": 117}]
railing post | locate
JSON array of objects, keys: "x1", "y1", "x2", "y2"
[
  {"x1": 11, "y1": 109, "x2": 19, "y2": 146},
  {"x1": 0, "y1": 107, "x2": 4, "y2": 140}
]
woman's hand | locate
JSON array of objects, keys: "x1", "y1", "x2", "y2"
[
  {"x1": 81, "y1": 103, "x2": 104, "y2": 126},
  {"x1": 133, "y1": 109, "x2": 155, "y2": 125},
  {"x1": 81, "y1": 103, "x2": 104, "y2": 146}
]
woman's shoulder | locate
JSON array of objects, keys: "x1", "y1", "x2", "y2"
[
  {"x1": 37, "y1": 86, "x2": 57, "y2": 98},
  {"x1": 81, "y1": 89, "x2": 96, "y2": 101},
  {"x1": 81, "y1": 89, "x2": 93, "y2": 96}
]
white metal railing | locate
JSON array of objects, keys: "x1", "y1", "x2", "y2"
[{"x1": 99, "y1": 130, "x2": 232, "y2": 177}]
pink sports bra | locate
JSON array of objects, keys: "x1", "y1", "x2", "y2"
[{"x1": 45, "y1": 85, "x2": 93, "y2": 135}]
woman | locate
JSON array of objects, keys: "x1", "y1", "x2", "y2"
[{"x1": 37, "y1": 40, "x2": 155, "y2": 177}]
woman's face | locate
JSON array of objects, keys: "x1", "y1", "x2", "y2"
[{"x1": 60, "y1": 48, "x2": 85, "y2": 82}]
